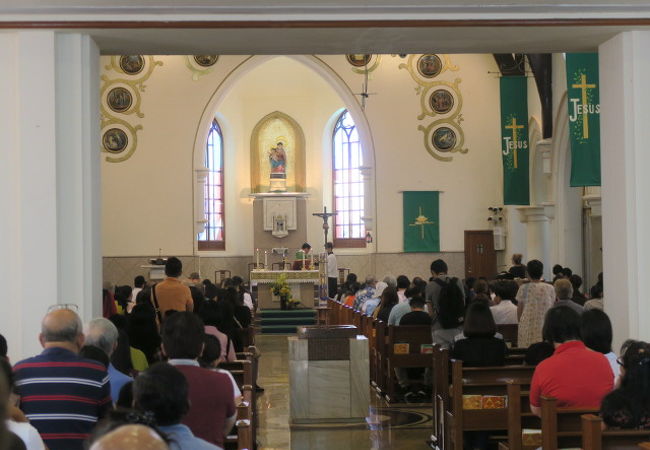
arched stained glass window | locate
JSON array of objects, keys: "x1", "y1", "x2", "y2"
[
  {"x1": 198, "y1": 119, "x2": 225, "y2": 250},
  {"x1": 332, "y1": 110, "x2": 366, "y2": 248}
]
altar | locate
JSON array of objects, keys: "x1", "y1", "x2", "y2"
[{"x1": 250, "y1": 269, "x2": 321, "y2": 309}]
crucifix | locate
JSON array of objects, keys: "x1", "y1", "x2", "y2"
[
  {"x1": 505, "y1": 117, "x2": 524, "y2": 169},
  {"x1": 312, "y1": 206, "x2": 337, "y2": 247},
  {"x1": 572, "y1": 73, "x2": 596, "y2": 139}
]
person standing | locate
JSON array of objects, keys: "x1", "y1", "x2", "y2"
[
  {"x1": 517, "y1": 260, "x2": 556, "y2": 348},
  {"x1": 325, "y1": 242, "x2": 338, "y2": 298},
  {"x1": 153, "y1": 257, "x2": 193, "y2": 317}
]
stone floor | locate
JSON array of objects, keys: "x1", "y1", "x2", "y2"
[{"x1": 256, "y1": 335, "x2": 432, "y2": 450}]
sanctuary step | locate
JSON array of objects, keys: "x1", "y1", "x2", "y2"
[{"x1": 258, "y1": 309, "x2": 317, "y2": 334}]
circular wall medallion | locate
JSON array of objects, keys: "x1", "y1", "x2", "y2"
[
  {"x1": 102, "y1": 128, "x2": 129, "y2": 153},
  {"x1": 119, "y1": 55, "x2": 145, "y2": 75},
  {"x1": 429, "y1": 89, "x2": 454, "y2": 114},
  {"x1": 432, "y1": 127, "x2": 457, "y2": 151},
  {"x1": 106, "y1": 87, "x2": 133, "y2": 113},
  {"x1": 346, "y1": 54, "x2": 372, "y2": 67},
  {"x1": 193, "y1": 55, "x2": 219, "y2": 67},
  {"x1": 417, "y1": 54, "x2": 443, "y2": 78}
]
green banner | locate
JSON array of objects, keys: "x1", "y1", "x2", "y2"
[
  {"x1": 403, "y1": 191, "x2": 440, "y2": 253},
  {"x1": 500, "y1": 76, "x2": 530, "y2": 205},
  {"x1": 566, "y1": 53, "x2": 601, "y2": 186}
]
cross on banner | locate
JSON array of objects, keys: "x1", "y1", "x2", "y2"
[
  {"x1": 312, "y1": 206, "x2": 337, "y2": 247},
  {"x1": 572, "y1": 73, "x2": 596, "y2": 139},
  {"x1": 505, "y1": 117, "x2": 525, "y2": 169},
  {"x1": 409, "y1": 206, "x2": 435, "y2": 240}
]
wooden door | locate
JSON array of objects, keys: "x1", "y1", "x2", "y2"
[{"x1": 464, "y1": 230, "x2": 497, "y2": 279}]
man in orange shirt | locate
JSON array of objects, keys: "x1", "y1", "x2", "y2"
[{"x1": 153, "y1": 257, "x2": 193, "y2": 317}]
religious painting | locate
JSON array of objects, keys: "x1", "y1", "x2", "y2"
[
  {"x1": 250, "y1": 111, "x2": 306, "y2": 193},
  {"x1": 429, "y1": 89, "x2": 454, "y2": 114},
  {"x1": 193, "y1": 55, "x2": 219, "y2": 67},
  {"x1": 432, "y1": 126, "x2": 456, "y2": 151},
  {"x1": 346, "y1": 54, "x2": 372, "y2": 67},
  {"x1": 119, "y1": 55, "x2": 145, "y2": 75},
  {"x1": 102, "y1": 128, "x2": 129, "y2": 153},
  {"x1": 106, "y1": 87, "x2": 133, "y2": 113},
  {"x1": 417, "y1": 54, "x2": 443, "y2": 78}
]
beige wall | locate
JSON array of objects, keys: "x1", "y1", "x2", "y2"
[{"x1": 102, "y1": 54, "x2": 534, "y2": 279}]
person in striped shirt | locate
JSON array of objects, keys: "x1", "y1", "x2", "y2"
[{"x1": 13, "y1": 308, "x2": 111, "y2": 450}]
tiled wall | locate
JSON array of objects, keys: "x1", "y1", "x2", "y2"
[{"x1": 103, "y1": 252, "x2": 465, "y2": 286}]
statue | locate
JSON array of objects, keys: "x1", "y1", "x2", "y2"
[{"x1": 269, "y1": 141, "x2": 287, "y2": 192}]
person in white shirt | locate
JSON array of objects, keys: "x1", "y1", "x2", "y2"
[
  {"x1": 489, "y1": 279, "x2": 519, "y2": 325},
  {"x1": 325, "y1": 242, "x2": 338, "y2": 298}
]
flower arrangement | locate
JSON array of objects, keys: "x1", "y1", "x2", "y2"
[{"x1": 270, "y1": 273, "x2": 300, "y2": 309}]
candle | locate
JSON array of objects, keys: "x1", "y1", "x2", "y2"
[
  {"x1": 303, "y1": 252, "x2": 306, "y2": 270},
  {"x1": 264, "y1": 250, "x2": 268, "y2": 269},
  {"x1": 310, "y1": 253, "x2": 314, "y2": 269},
  {"x1": 256, "y1": 248, "x2": 259, "y2": 267}
]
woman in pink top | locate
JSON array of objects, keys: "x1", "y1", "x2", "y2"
[{"x1": 199, "y1": 301, "x2": 237, "y2": 362}]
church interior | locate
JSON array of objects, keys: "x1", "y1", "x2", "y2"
[{"x1": 3, "y1": 1, "x2": 650, "y2": 449}]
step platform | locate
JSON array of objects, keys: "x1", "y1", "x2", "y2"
[{"x1": 258, "y1": 308, "x2": 317, "y2": 334}]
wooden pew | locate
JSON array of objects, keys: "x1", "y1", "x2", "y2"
[
  {"x1": 447, "y1": 360, "x2": 535, "y2": 450},
  {"x1": 431, "y1": 345, "x2": 448, "y2": 449},
  {"x1": 501, "y1": 379, "x2": 538, "y2": 450},
  {"x1": 496, "y1": 324, "x2": 519, "y2": 347},
  {"x1": 373, "y1": 320, "x2": 388, "y2": 393},
  {"x1": 385, "y1": 325, "x2": 433, "y2": 402},
  {"x1": 582, "y1": 414, "x2": 650, "y2": 450},
  {"x1": 540, "y1": 396, "x2": 599, "y2": 450},
  {"x1": 235, "y1": 385, "x2": 254, "y2": 450}
]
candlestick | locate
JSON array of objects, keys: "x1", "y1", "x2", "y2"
[
  {"x1": 310, "y1": 253, "x2": 314, "y2": 269},
  {"x1": 303, "y1": 252, "x2": 306, "y2": 270},
  {"x1": 256, "y1": 248, "x2": 259, "y2": 268},
  {"x1": 264, "y1": 250, "x2": 268, "y2": 269}
]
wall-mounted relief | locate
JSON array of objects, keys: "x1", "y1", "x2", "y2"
[
  {"x1": 345, "y1": 54, "x2": 381, "y2": 74},
  {"x1": 250, "y1": 111, "x2": 306, "y2": 193},
  {"x1": 185, "y1": 55, "x2": 219, "y2": 80},
  {"x1": 101, "y1": 55, "x2": 163, "y2": 163},
  {"x1": 399, "y1": 54, "x2": 468, "y2": 162}
]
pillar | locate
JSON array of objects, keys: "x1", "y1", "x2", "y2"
[
  {"x1": 0, "y1": 31, "x2": 101, "y2": 361},
  {"x1": 599, "y1": 31, "x2": 650, "y2": 349},
  {"x1": 517, "y1": 206, "x2": 554, "y2": 280}
]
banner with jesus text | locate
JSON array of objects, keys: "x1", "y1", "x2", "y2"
[
  {"x1": 566, "y1": 53, "x2": 601, "y2": 186},
  {"x1": 500, "y1": 76, "x2": 530, "y2": 205},
  {"x1": 403, "y1": 191, "x2": 440, "y2": 253}
]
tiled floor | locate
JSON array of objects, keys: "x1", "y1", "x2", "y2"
[{"x1": 256, "y1": 335, "x2": 432, "y2": 449}]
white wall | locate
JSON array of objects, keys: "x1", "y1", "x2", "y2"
[{"x1": 102, "y1": 54, "x2": 508, "y2": 261}]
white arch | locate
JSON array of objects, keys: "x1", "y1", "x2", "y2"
[{"x1": 191, "y1": 55, "x2": 377, "y2": 254}]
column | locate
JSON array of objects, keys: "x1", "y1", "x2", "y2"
[
  {"x1": 0, "y1": 31, "x2": 100, "y2": 360},
  {"x1": 599, "y1": 31, "x2": 650, "y2": 348},
  {"x1": 517, "y1": 206, "x2": 554, "y2": 280}
]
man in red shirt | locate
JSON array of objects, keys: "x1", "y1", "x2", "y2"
[
  {"x1": 161, "y1": 312, "x2": 236, "y2": 448},
  {"x1": 529, "y1": 305, "x2": 613, "y2": 416}
]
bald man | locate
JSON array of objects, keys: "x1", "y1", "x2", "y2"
[
  {"x1": 13, "y1": 308, "x2": 111, "y2": 450},
  {"x1": 90, "y1": 425, "x2": 168, "y2": 450}
]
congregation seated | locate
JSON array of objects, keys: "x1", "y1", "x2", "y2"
[
  {"x1": 161, "y1": 312, "x2": 236, "y2": 448},
  {"x1": 524, "y1": 340, "x2": 555, "y2": 366},
  {"x1": 232, "y1": 276, "x2": 255, "y2": 311},
  {"x1": 529, "y1": 305, "x2": 613, "y2": 416},
  {"x1": 489, "y1": 279, "x2": 518, "y2": 324},
  {"x1": 581, "y1": 308, "x2": 620, "y2": 381},
  {"x1": 552, "y1": 278, "x2": 584, "y2": 315},
  {"x1": 336, "y1": 273, "x2": 358, "y2": 303},
  {"x1": 198, "y1": 334, "x2": 242, "y2": 404},
  {"x1": 88, "y1": 409, "x2": 168, "y2": 450},
  {"x1": 398, "y1": 295, "x2": 432, "y2": 326},
  {"x1": 199, "y1": 301, "x2": 237, "y2": 362},
  {"x1": 585, "y1": 273, "x2": 604, "y2": 310},
  {"x1": 361, "y1": 280, "x2": 386, "y2": 316},
  {"x1": 85, "y1": 318, "x2": 134, "y2": 403},
  {"x1": 133, "y1": 363, "x2": 220, "y2": 450},
  {"x1": 396, "y1": 275, "x2": 410, "y2": 304},
  {"x1": 431, "y1": 267, "x2": 466, "y2": 349},
  {"x1": 425, "y1": 259, "x2": 466, "y2": 322},
  {"x1": 352, "y1": 275, "x2": 377, "y2": 311},
  {"x1": 108, "y1": 316, "x2": 148, "y2": 373},
  {"x1": 387, "y1": 286, "x2": 416, "y2": 325},
  {"x1": 451, "y1": 301, "x2": 507, "y2": 366},
  {"x1": 601, "y1": 341, "x2": 650, "y2": 429},
  {"x1": 375, "y1": 286, "x2": 398, "y2": 322},
  {"x1": 127, "y1": 302, "x2": 162, "y2": 364},
  {"x1": 569, "y1": 273, "x2": 587, "y2": 306},
  {"x1": 13, "y1": 308, "x2": 111, "y2": 450}
]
